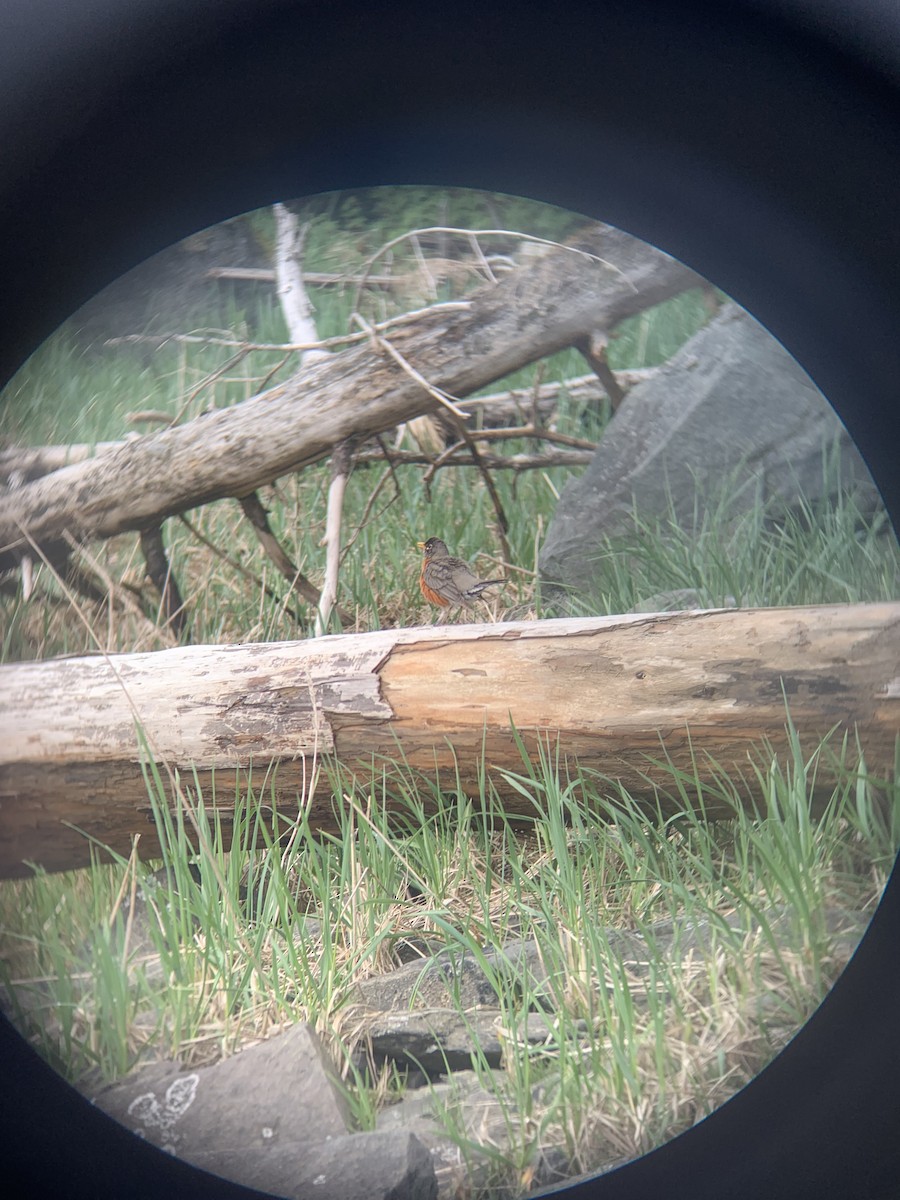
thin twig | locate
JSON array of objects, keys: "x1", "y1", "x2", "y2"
[
  {"x1": 239, "y1": 494, "x2": 316, "y2": 605},
  {"x1": 475, "y1": 553, "x2": 539, "y2": 578},
  {"x1": 177, "y1": 512, "x2": 304, "y2": 623},
  {"x1": 443, "y1": 415, "x2": 513, "y2": 563},
  {"x1": 529, "y1": 362, "x2": 546, "y2": 430},
  {"x1": 373, "y1": 434, "x2": 404, "y2": 502},
  {"x1": 410, "y1": 233, "x2": 438, "y2": 300},
  {"x1": 102, "y1": 301, "x2": 472, "y2": 355},
  {"x1": 257, "y1": 352, "x2": 293, "y2": 393},
  {"x1": 315, "y1": 441, "x2": 353, "y2": 637},
  {"x1": 61, "y1": 531, "x2": 177, "y2": 650},
  {"x1": 355, "y1": 447, "x2": 593, "y2": 470},
  {"x1": 169, "y1": 347, "x2": 251, "y2": 427},
  {"x1": 351, "y1": 225, "x2": 638, "y2": 311},
  {"x1": 467, "y1": 231, "x2": 497, "y2": 283},
  {"x1": 422, "y1": 439, "x2": 468, "y2": 490},
  {"x1": 238, "y1": 493, "x2": 354, "y2": 627},
  {"x1": 455, "y1": 426, "x2": 598, "y2": 451},
  {"x1": 357, "y1": 302, "x2": 517, "y2": 557},
  {"x1": 575, "y1": 334, "x2": 625, "y2": 411},
  {"x1": 348, "y1": 313, "x2": 469, "y2": 420},
  {"x1": 20, "y1": 554, "x2": 33, "y2": 600}
]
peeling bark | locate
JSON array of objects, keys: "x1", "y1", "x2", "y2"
[{"x1": 0, "y1": 602, "x2": 897, "y2": 877}]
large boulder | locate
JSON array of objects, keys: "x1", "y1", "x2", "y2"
[
  {"x1": 538, "y1": 303, "x2": 881, "y2": 597},
  {"x1": 90, "y1": 1022, "x2": 437, "y2": 1200}
]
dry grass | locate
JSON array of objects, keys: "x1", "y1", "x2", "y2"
[{"x1": 1, "y1": 191, "x2": 898, "y2": 1194}]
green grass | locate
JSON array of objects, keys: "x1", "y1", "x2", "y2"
[
  {"x1": 0, "y1": 727, "x2": 896, "y2": 1188},
  {"x1": 1, "y1": 186, "x2": 899, "y2": 1194},
  {"x1": 573, "y1": 453, "x2": 900, "y2": 614},
  {"x1": 2, "y1": 407, "x2": 896, "y2": 663},
  {"x1": 0, "y1": 285, "x2": 744, "y2": 659}
]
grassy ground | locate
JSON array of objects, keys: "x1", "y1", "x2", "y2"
[
  {"x1": 1, "y1": 189, "x2": 899, "y2": 1194},
  {"x1": 0, "y1": 731, "x2": 897, "y2": 1190}
]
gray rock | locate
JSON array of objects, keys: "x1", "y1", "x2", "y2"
[
  {"x1": 293, "y1": 1130, "x2": 437, "y2": 1200},
  {"x1": 376, "y1": 1070, "x2": 571, "y2": 1199},
  {"x1": 346, "y1": 937, "x2": 589, "y2": 1073},
  {"x1": 352, "y1": 950, "x2": 501, "y2": 1013},
  {"x1": 539, "y1": 302, "x2": 881, "y2": 596},
  {"x1": 90, "y1": 1022, "x2": 351, "y2": 1198}
]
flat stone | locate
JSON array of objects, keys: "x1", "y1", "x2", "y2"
[
  {"x1": 294, "y1": 1129, "x2": 437, "y2": 1200},
  {"x1": 352, "y1": 950, "x2": 501, "y2": 1013},
  {"x1": 90, "y1": 1022, "x2": 351, "y2": 1198},
  {"x1": 376, "y1": 1070, "x2": 571, "y2": 1199}
]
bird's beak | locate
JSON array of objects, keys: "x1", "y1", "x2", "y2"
[{"x1": 416, "y1": 541, "x2": 426, "y2": 551}]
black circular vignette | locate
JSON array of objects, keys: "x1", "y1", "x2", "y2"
[{"x1": 0, "y1": 2, "x2": 898, "y2": 1197}]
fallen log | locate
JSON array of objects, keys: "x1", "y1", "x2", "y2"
[
  {"x1": 0, "y1": 370, "x2": 658, "y2": 489},
  {"x1": 0, "y1": 225, "x2": 700, "y2": 573},
  {"x1": 0, "y1": 603, "x2": 897, "y2": 878}
]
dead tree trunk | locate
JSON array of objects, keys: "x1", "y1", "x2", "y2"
[
  {"x1": 0, "y1": 602, "x2": 897, "y2": 878},
  {"x1": 0, "y1": 226, "x2": 700, "y2": 574},
  {"x1": 0, "y1": 369, "x2": 658, "y2": 489}
]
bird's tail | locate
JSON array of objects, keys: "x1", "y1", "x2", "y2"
[{"x1": 467, "y1": 578, "x2": 505, "y2": 597}]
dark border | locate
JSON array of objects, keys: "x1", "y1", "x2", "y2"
[{"x1": 1, "y1": 2, "x2": 899, "y2": 1197}]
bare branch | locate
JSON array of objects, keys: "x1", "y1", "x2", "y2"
[
  {"x1": 349, "y1": 312, "x2": 469, "y2": 420},
  {"x1": 462, "y1": 426, "x2": 598, "y2": 451},
  {"x1": 139, "y1": 525, "x2": 187, "y2": 637},
  {"x1": 178, "y1": 511, "x2": 303, "y2": 623},
  {"x1": 357, "y1": 447, "x2": 594, "y2": 471},
  {"x1": 315, "y1": 441, "x2": 354, "y2": 637},
  {"x1": 0, "y1": 226, "x2": 699, "y2": 570},
  {"x1": 351, "y1": 224, "x2": 641, "y2": 311},
  {"x1": 441, "y1": 412, "x2": 513, "y2": 562},
  {"x1": 340, "y1": 465, "x2": 399, "y2": 562},
  {"x1": 61, "y1": 532, "x2": 177, "y2": 650},
  {"x1": 101, "y1": 301, "x2": 473, "y2": 354},
  {"x1": 205, "y1": 266, "x2": 401, "y2": 286},
  {"x1": 237, "y1": 492, "x2": 353, "y2": 627}
]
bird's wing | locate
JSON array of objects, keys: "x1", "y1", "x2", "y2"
[{"x1": 450, "y1": 561, "x2": 482, "y2": 592}]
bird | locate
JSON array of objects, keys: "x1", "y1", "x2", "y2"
[{"x1": 417, "y1": 537, "x2": 505, "y2": 617}]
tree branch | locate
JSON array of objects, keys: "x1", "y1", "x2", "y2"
[
  {"x1": 315, "y1": 441, "x2": 354, "y2": 637},
  {"x1": 0, "y1": 225, "x2": 700, "y2": 571},
  {"x1": 139, "y1": 525, "x2": 187, "y2": 636}
]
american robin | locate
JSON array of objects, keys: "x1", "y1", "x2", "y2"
[{"x1": 417, "y1": 537, "x2": 505, "y2": 613}]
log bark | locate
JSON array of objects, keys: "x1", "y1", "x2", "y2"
[
  {"x1": 0, "y1": 602, "x2": 897, "y2": 878},
  {"x1": 0, "y1": 226, "x2": 700, "y2": 573},
  {"x1": 0, "y1": 369, "x2": 658, "y2": 489}
]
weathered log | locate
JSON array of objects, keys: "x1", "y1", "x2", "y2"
[
  {"x1": 0, "y1": 370, "x2": 658, "y2": 490},
  {"x1": 0, "y1": 226, "x2": 700, "y2": 573},
  {"x1": 0, "y1": 603, "x2": 897, "y2": 878}
]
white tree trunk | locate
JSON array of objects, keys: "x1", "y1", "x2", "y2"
[{"x1": 272, "y1": 202, "x2": 330, "y2": 364}]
